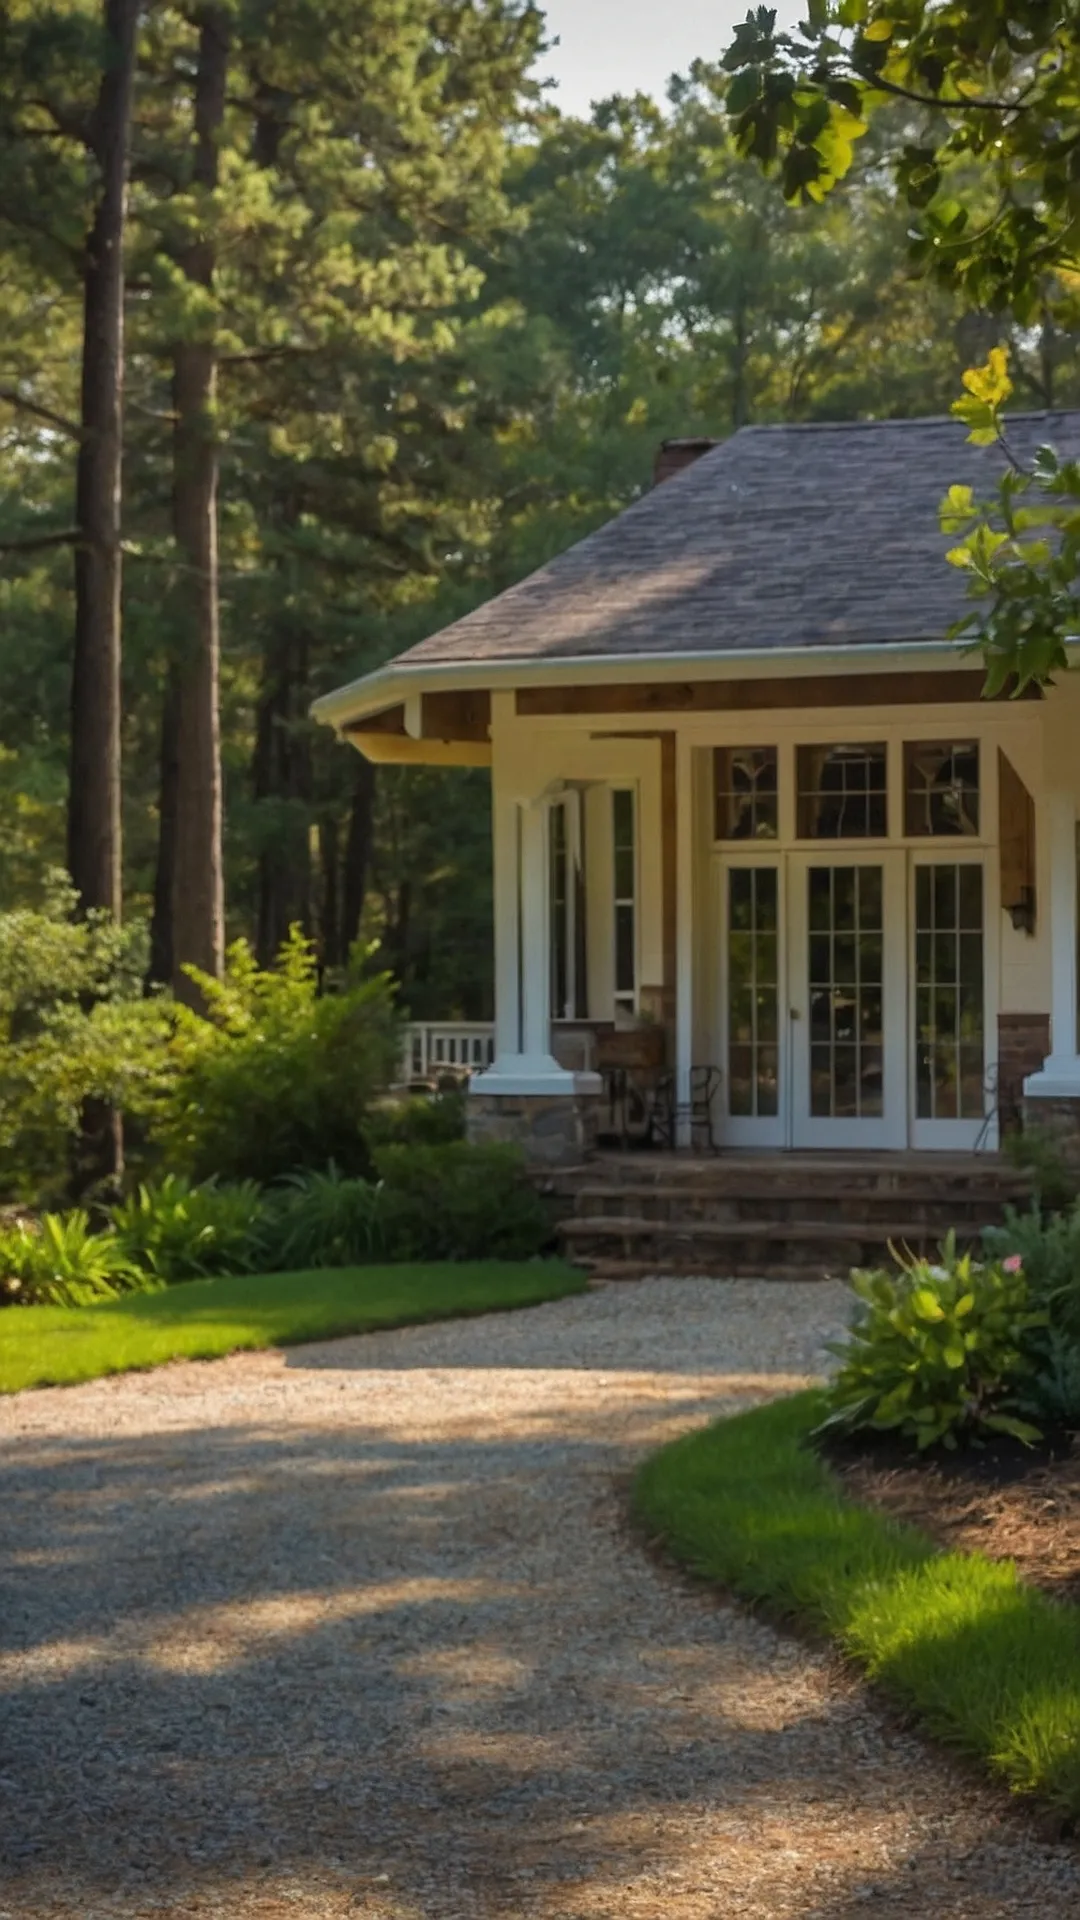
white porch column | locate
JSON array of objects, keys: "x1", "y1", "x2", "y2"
[
  {"x1": 1024, "y1": 790, "x2": 1080, "y2": 1098},
  {"x1": 472, "y1": 778, "x2": 599, "y2": 1098},
  {"x1": 489, "y1": 773, "x2": 522, "y2": 1062},
  {"x1": 674, "y1": 732, "x2": 694, "y2": 1146}
]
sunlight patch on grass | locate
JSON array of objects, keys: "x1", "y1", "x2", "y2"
[
  {"x1": 0, "y1": 1260, "x2": 585, "y2": 1394},
  {"x1": 635, "y1": 1391, "x2": 1080, "y2": 1816}
]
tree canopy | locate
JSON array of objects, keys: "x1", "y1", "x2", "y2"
[
  {"x1": 3, "y1": 0, "x2": 1080, "y2": 1036},
  {"x1": 721, "y1": 0, "x2": 1080, "y2": 687}
]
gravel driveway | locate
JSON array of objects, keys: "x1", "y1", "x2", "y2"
[{"x1": 3, "y1": 1276, "x2": 1080, "y2": 1920}]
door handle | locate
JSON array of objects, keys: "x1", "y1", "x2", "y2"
[{"x1": 789, "y1": 1007, "x2": 801, "y2": 1021}]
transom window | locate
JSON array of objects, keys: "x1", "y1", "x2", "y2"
[
  {"x1": 904, "y1": 741, "x2": 980, "y2": 837},
  {"x1": 797, "y1": 743, "x2": 887, "y2": 840},
  {"x1": 715, "y1": 746, "x2": 778, "y2": 841}
]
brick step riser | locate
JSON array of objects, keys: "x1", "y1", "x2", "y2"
[
  {"x1": 560, "y1": 1225, "x2": 980, "y2": 1270},
  {"x1": 574, "y1": 1195, "x2": 1011, "y2": 1229},
  {"x1": 588, "y1": 1260, "x2": 873, "y2": 1282},
  {"x1": 555, "y1": 1169, "x2": 1030, "y2": 1202}
]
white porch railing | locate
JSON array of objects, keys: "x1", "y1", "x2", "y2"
[{"x1": 400, "y1": 1021, "x2": 495, "y2": 1085}]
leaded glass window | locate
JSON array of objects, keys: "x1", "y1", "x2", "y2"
[
  {"x1": 797, "y1": 743, "x2": 887, "y2": 839},
  {"x1": 715, "y1": 746, "x2": 778, "y2": 841},
  {"x1": 904, "y1": 741, "x2": 979, "y2": 837}
]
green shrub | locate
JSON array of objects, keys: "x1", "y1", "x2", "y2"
[
  {"x1": 0, "y1": 1210, "x2": 150, "y2": 1308},
  {"x1": 374, "y1": 1141, "x2": 551, "y2": 1262},
  {"x1": 270, "y1": 1166, "x2": 387, "y2": 1269},
  {"x1": 1015, "y1": 1326, "x2": 1080, "y2": 1427},
  {"x1": 985, "y1": 1205, "x2": 1080, "y2": 1424},
  {"x1": 109, "y1": 1174, "x2": 269, "y2": 1282},
  {"x1": 363, "y1": 1088, "x2": 466, "y2": 1150},
  {"x1": 986, "y1": 1202, "x2": 1080, "y2": 1323},
  {"x1": 1004, "y1": 1124, "x2": 1077, "y2": 1213},
  {"x1": 0, "y1": 876, "x2": 169, "y2": 1203},
  {"x1": 153, "y1": 931, "x2": 399, "y2": 1184},
  {"x1": 820, "y1": 1235, "x2": 1046, "y2": 1451}
]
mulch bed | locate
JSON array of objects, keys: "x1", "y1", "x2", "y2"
[{"x1": 821, "y1": 1427, "x2": 1080, "y2": 1603}]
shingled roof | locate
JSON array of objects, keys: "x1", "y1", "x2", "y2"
[{"x1": 397, "y1": 411, "x2": 1080, "y2": 667}]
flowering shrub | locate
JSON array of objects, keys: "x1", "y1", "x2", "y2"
[{"x1": 820, "y1": 1234, "x2": 1047, "y2": 1452}]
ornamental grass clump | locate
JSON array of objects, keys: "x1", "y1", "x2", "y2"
[
  {"x1": 820, "y1": 1234, "x2": 1047, "y2": 1452},
  {"x1": 0, "y1": 1210, "x2": 150, "y2": 1308},
  {"x1": 109, "y1": 1175, "x2": 270, "y2": 1282}
]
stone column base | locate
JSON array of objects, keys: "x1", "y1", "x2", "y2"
[
  {"x1": 998, "y1": 1013, "x2": 1050, "y2": 1133},
  {"x1": 466, "y1": 1092, "x2": 599, "y2": 1168},
  {"x1": 1021, "y1": 1094, "x2": 1080, "y2": 1174}
]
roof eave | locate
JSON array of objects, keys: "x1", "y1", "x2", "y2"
[{"x1": 311, "y1": 635, "x2": 1033, "y2": 734}]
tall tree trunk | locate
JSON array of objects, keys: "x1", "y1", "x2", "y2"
[
  {"x1": 341, "y1": 756, "x2": 376, "y2": 962},
  {"x1": 170, "y1": 6, "x2": 228, "y2": 1007},
  {"x1": 67, "y1": 0, "x2": 138, "y2": 1193},
  {"x1": 147, "y1": 663, "x2": 181, "y2": 988},
  {"x1": 318, "y1": 813, "x2": 340, "y2": 968},
  {"x1": 252, "y1": 615, "x2": 313, "y2": 966}
]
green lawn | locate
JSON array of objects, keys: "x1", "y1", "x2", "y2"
[
  {"x1": 0, "y1": 1260, "x2": 585, "y2": 1394},
  {"x1": 636, "y1": 1391, "x2": 1080, "y2": 1818}
]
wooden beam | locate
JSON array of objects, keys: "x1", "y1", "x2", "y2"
[
  {"x1": 420, "y1": 689, "x2": 491, "y2": 741},
  {"x1": 999, "y1": 748, "x2": 1037, "y2": 933},
  {"x1": 516, "y1": 669, "x2": 1042, "y2": 718},
  {"x1": 345, "y1": 732, "x2": 491, "y2": 768},
  {"x1": 351, "y1": 702, "x2": 406, "y2": 735}
]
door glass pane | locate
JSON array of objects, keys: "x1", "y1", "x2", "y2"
[
  {"x1": 807, "y1": 866, "x2": 884, "y2": 1118},
  {"x1": 915, "y1": 863, "x2": 984, "y2": 1119},
  {"x1": 727, "y1": 868, "x2": 779, "y2": 1118}
]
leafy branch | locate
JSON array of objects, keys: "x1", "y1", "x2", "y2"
[{"x1": 941, "y1": 349, "x2": 1080, "y2": 695}]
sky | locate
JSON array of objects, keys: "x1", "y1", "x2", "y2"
[{"x1": 534, "y1": 0, "x2": 801, "y2": 118}]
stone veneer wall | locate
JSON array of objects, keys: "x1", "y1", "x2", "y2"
[
  {"x1": 1021, "y1": 1094, "x2": 1080, "y2": 1174},
  {"x1": 467, "y1": 1092, "x2": 599, "y2": 1168},
  {"x1": 998, "y1": 1012, "x2": 1051, "y2": 1134}
]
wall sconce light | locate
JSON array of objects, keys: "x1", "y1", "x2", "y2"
[{"x1": 1006, "y1": 887, "x2": 1036, "y2": 936}]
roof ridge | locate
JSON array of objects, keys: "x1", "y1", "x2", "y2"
[{"x1": 731, "y1": 409, "x2": 1080, "y2": 436}]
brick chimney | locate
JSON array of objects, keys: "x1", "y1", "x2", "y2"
[{"x1": 653, "y1": 436, "x2": 722, "y2": 486}]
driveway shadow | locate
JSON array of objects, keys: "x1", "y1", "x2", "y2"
[{"x1": 2, "y1": 1280, "x2": 1075, "y2": 1918}]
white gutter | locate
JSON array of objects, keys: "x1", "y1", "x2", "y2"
[{"x1": 311, "y1": 636, "x2": 997, "y2": 732}]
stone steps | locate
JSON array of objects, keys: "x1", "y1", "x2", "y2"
[
  {"x1": 560, "y1": 1215, "x2": 986, "y2": 1276},
  {"x1": 566, "y1": 1183, "x2": 1017, "y2": 1228},
  {"x1": 552, "y1": 1151, "x2": 1030, "y2": 1279}
]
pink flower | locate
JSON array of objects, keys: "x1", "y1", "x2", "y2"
[{"x1": 1002, "y1": 1254, "x2": 1024, "y2": 1273}]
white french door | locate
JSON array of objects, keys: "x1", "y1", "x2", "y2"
[
  {"x1": 717, "y1": 850, "x2": 909, "y2": 1149},
  {"x1": 787, "y1": 852, "x2": 907, "y2": 1149}
]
